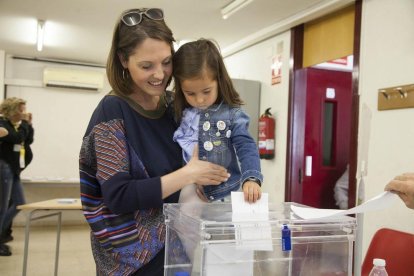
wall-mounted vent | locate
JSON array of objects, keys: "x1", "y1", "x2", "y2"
[{"x1": 43, "y1": 67, "x2": 104, "y2": 91}]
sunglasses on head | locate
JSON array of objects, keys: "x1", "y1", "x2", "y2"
[{"x1": 121, "y1": 8, "x2": 164, "y2": 27}]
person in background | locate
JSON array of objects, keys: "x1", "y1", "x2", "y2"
[
  {"x1": 172, "y1": 39, "x2": 263, "y2": 204},
  {"x1": 385, "y1": 173, "x2": 414, "y2": 209},
  {"x1": 334, "y1": 165, "x2": 349, "y2": 209},
  {"x1": 0, "y1": 127, "x2": 10, "y2": 256},
  {"x1": 79, "y1": 8, "x2": 228, "y2": 275},
  {"x1": 0, "y1": 98, "x2": 34, "y2": 256}
]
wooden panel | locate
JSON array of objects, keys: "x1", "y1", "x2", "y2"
[
  {"x1": 378, "y1": 83, "x2": 414, "y2": 110},
  {"x1": 303, "y1": 5, "x2": 355, "y2": 67}
]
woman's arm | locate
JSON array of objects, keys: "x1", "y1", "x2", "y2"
[
  {"x1": 0, "y1": 120, "x2": 30, "y2": 144},
  {"x1": 161, "y1": 146, "x2": 229, "y2": 198}
]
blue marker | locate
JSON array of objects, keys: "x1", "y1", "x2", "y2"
[{"x1": 282, "y1": 224, "x2": 291, "y2": 251}]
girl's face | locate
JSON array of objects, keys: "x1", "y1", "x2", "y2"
[
  {"x1": 181, "y1": 72, "x2": 218, "y2": 110},
  {"x1": 121, "y1": 38, "x2": 172, "y2": 99}
]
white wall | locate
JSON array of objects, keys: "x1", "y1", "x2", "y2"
[
  {"x1": 5, "y1": 56, "x2": 109, "y2": 181},
  {"x1": 358, "y1": 0, "x2": 414, "y2": 256},
  {"x1": 225, "y1": 31, "x2": 291, "y2": 204}
]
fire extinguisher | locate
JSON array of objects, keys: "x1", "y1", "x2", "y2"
[{"x1": 258, "y1": 108, "x2": 275, "y2": 159}]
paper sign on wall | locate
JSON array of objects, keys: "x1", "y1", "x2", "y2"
[{"x1": 271, "y1": 42, "x2": 283, "y2": 85}]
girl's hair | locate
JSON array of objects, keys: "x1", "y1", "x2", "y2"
[
  {"x1": 173, "y1": 38, "x2": 243, "y2": 120},
  {"x1": 0, "y1": 97, "x2": 26, "y2": 119},
  {"x1": 106, "y1": 8, "x2": 175, "y2": 96}
]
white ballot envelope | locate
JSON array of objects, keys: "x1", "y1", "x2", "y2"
[{"x1": 291, "y1": 191, "x2": 399, "y2": 220}]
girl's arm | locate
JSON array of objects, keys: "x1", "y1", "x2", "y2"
[{"x1": 231, "y1": 108, "x2": 263, "y2": 203}]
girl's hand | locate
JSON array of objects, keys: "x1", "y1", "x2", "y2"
[
  {"x1": 185, "y1": 145, "x2": 229, "y2": 186},
  {"x1": 243, "y1": 181, "x2": 262, "y2": 203}
]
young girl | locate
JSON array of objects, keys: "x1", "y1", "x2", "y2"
[{"x1": 173, "y1": 39, "x2": 263, "y2": 203}]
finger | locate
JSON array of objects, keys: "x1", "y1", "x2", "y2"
[
  {"x1": 207, "y1": 170, "x2": 229, "y2": 184},
  {"x1": 395, "y1": 175, "x2": 406, "y2": 181},
  {"x1": 253, "y1": 189, "x2": 260, "y2": 202},
  {"x1": 243, "y1": 188, "x2": 249, "y2": 201},
  {"x1": 209, "y1": 164, "x2": 229, "y2": 176},
  {"x1": 403, "y1": 173, "x2": 414, "y2": 179},
  {"x1": 191, "y1": 145, "x2": 199, "y2": 160},
  {"x1": 248, "y1": 187, "x2": 254, "y2": 203},
  {"x1": 385, "y1": 180, "x2": 405, "y2": 192}
]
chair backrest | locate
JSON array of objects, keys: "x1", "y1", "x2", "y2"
[{"x1": 361, "y1": 228, "x2": 414, "y2": 276}]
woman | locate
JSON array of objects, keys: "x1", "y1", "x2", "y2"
[
  {"x1": 0, "y1": 97, "x2": 34, "y2": 256},
  {"x1": 79, "y1": 8, "x2": 229, "y2": 275}
]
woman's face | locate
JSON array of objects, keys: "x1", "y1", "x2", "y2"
[
  {"x1": 181, "y1": 71, "x2": 218, "y2": 110},
  {"x1": 10, "y1": 103, "x2": 26, "y2": 123},
  {"x1": 122, "y1": 38, "x2": 172, "y2": 99}
]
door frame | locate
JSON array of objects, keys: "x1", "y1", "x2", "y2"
[{"x1": 285, "y1": 0, "x2": 362, "y2": 209}]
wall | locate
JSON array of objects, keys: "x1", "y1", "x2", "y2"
[
  {"x1": 225, "y1": 31, "x2": 291, "y2": 204},
  {"x1": 4, "y1": 56, "x2": 109, "y2": 181},
  {"x1": 358, "y1": 0, "x2": 414, "y2": 256}
]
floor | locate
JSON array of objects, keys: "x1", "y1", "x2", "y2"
[{"x1": 0, "y1": 225, "x2": 95, "y2": 276}]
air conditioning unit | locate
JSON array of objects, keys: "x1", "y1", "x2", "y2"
[{"x1": 43, "y1": 67, "x2": 104, "y2": 91}]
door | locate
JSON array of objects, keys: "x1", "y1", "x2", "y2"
[{"x1": 294, "y1": 68, "x2": 352, "y2": 208}]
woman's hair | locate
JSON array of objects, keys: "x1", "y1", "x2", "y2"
[
  {"x1": 106, "y1": 8, "x2": 175, "y2": 96},
  {"x1": 173, "y1": 38, "x2": 243, "y2": 120},
  {"x1": 0, "y1": 97, "x2": 26, "y2": 119}
]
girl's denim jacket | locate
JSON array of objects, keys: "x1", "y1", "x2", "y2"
[{"x1": 174, "y1": 101, "x2": 263, "y2": 201}]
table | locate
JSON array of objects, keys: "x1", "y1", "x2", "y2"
[{"x1": 17, "y1": 198, "x2": 82, "y2": 276}]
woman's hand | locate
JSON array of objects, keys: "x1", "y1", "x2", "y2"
[
  {"x1": 0, "y1": 127, "x2": 8, "y2": 138},
  {"x1": 160, "y1": 146, "x2": 229, "y2": 199},
  {"x1": 185, "y1": 145, "x2": 229, "y2": 186},
  {"x1": 385, "y1": 173, "x2": 414, "y2": 209},
  {"x1": 242, "y1": 181, "x2": 262, "y2": 203}
]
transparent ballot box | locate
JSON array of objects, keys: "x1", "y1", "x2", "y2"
[{"x1": 164, "y1": 202, "x2": 356, "y2": 276}]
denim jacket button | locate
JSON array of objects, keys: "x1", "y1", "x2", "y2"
[
  {"x1": 204, "y1": 141, "x2": 213, "y2": 151},
  {"x1": 216, "y1": 131, "x2": 220, "y2": 137},
  {"x1": 217, "y1": 120, "x2": 226, "y2": 130},
  {"x1": 226, "y1": 130, "x2": 231, "y2": 138},
  {"x1": 203, "y1": 121, "x2": 210, "y2": 131},
  {"x1": 204, "y1": 113, "x2": 209, "y2": 118}
]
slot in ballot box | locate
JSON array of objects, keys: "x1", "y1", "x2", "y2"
[{"x1": 164, "y1": 202, "x2": 356, "y2": 276}]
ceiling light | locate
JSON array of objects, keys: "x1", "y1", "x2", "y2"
[
  {"x1": 37, "y1": 20, "x2": 45, "y2": 51},
  {"x1": 221, "y1": 0, "x2": 254, "y2": 20}
]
